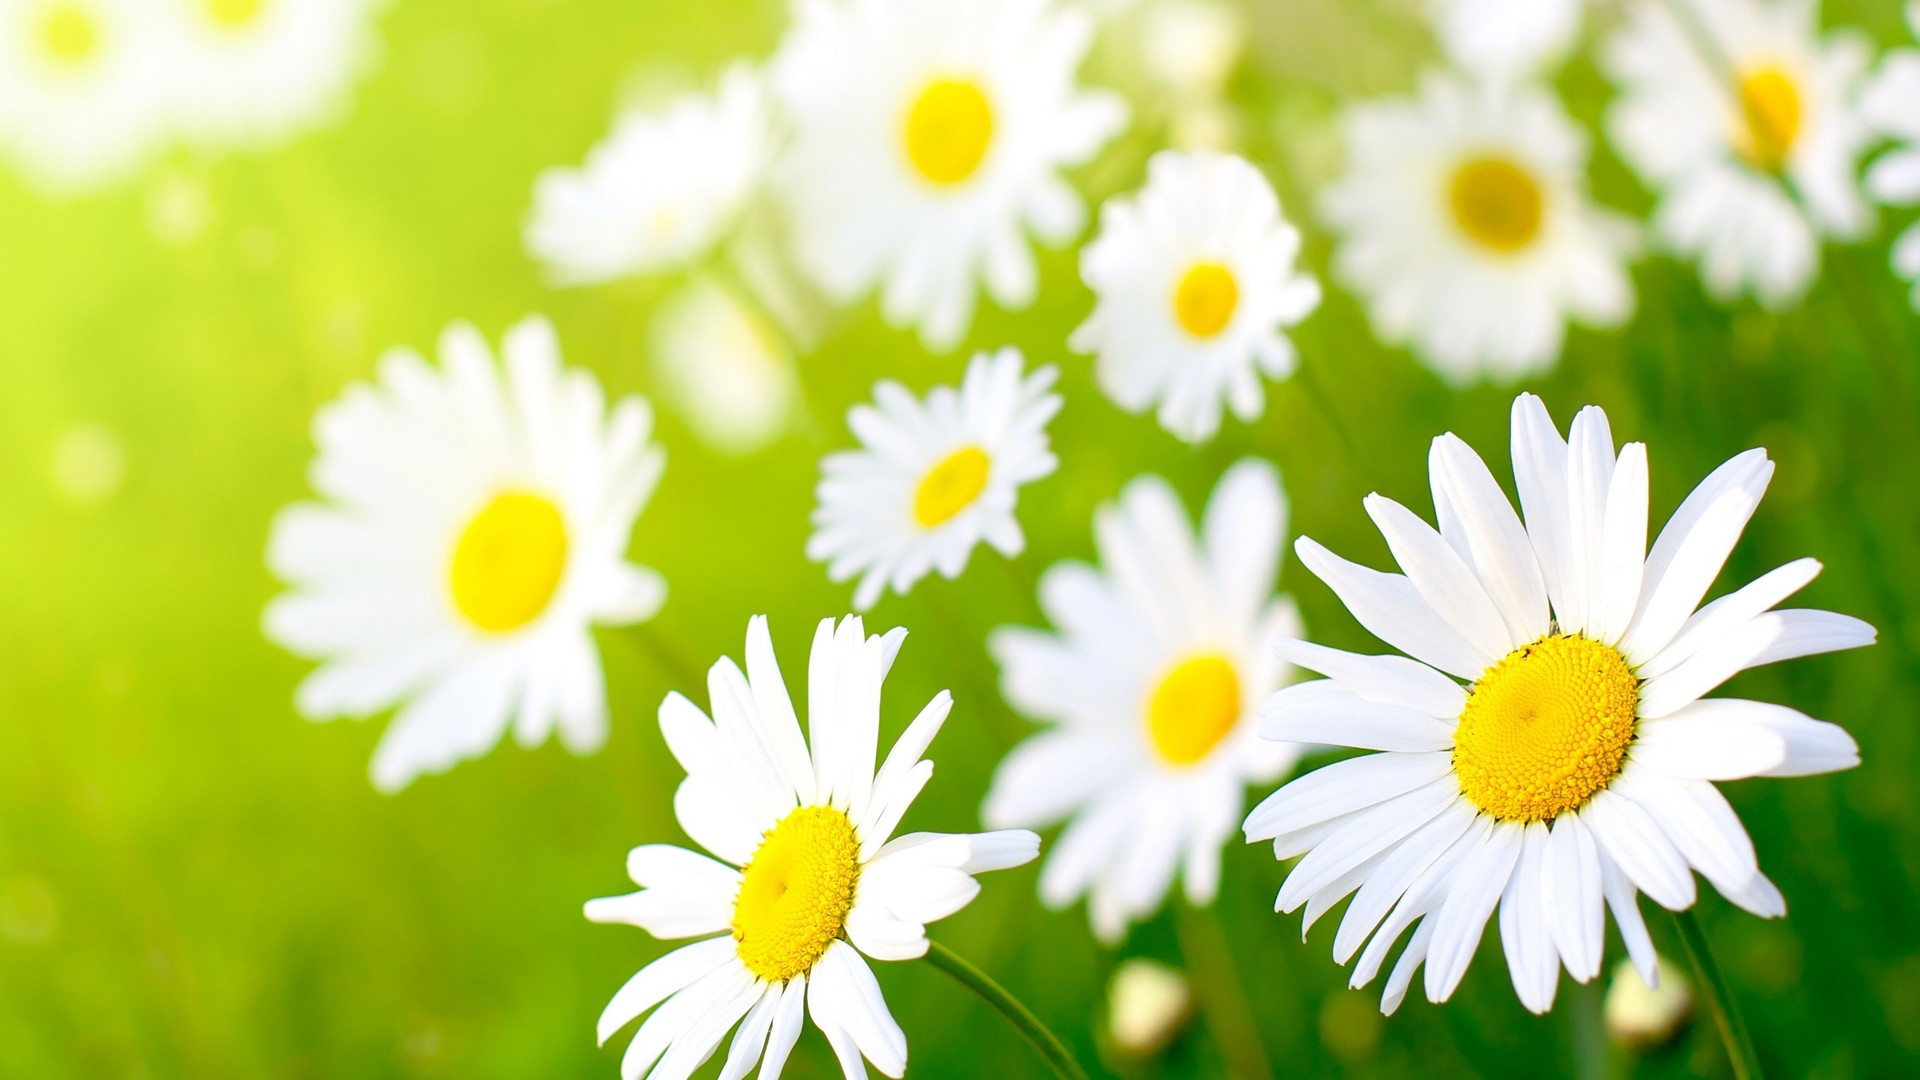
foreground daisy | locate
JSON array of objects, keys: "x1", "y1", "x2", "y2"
[
  {"x1": 1072, "y1": 151, "x2": 1321, "y2": 443},
  {"x1": 587, "y1": 615, "x2": 1041, "y2": 1079},
  {"x1": 1320, "y1": 74, "x2": 1634, "y2": 383},
  {"x1": 809, "y1": 349, "x2": 1061, "y2": 611},
  {"x1": 771, "y1": 0, "x2": 1127, "y2": 350},
  {"x1": 0, "y1": 0, "x2": 166, "y2": 194},
  {"x1": 986, "y1": 460, "x2": 1304, "y2": 940},
  {"x1": 1861, "y1": 3, "x2": 1920, "y2": 312},
  {"x1": 264, "y1": 316, "x2": 667, "y2": 791},
  {"x1": 1245, "y1": 393, "x2": 1872, "y2": 1017},
  {"x1": 1429, "y1": 0, "x2": 1589, "y2": 77}
]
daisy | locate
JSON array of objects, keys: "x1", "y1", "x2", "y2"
[
  {"x1": 808, "y1": 349, "x2": 1060, "y2": 612},
  {"x1": 263, "y1": 316, "x2": 667, "y2": 792},
  {"x1": 1244, "y1": 393, "x2": 1873, "y2": 1015},
  {"x1": 648, "y1": 278, "x2": 798, "y2": 456},
  {"x1": 770, "y1": 0, "x2": 1127, "y2": 351},
  {"x1": 1429, "y1": 0, "x2": 1589, "y2": 78},
  {"x1": 586, "y1": 614, "x2": 1040, "y2": 1079},
  {"x1": 1861, "y1": 2, "x2": 1920, "y2": 312},
  {"x1": 1071, "y1": 151, "x2": 1321, "y2": 443},
  {"x1": 985, "y1": 460, "x2": 1304, "y2": 940},
  {"x1": 0, "y1": 0, "x2": 166, "y2": 194},
  {"x1": 1601, "y1": 0, "x2": 1874, "y2": 307},
  {"x1": 1320, "y1": 74, "x2": 1635, "y2": 383}
]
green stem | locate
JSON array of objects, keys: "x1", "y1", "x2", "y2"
[
  {"x1": 926, "y1": 940, "x2": 1090, "y2": 1080},
  {"x1": 1671, "y1": 909, "x2": 1763, "y2": 1080},
  {"x1": 1174, "y1": 903, "x2": 1276, "y2": 1080}
]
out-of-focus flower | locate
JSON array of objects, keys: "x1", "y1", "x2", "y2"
[
  {"x1": 1605, "y1": 956, "x2": 1692, "y2": 1048},
  {"x1": 771, "y1": 0, "x2": 1127, "y2": 351},
  {"x1": 987, "y1": 460, "x2": 1304, "y2": 940},
  {"x1": 648, "y1": 277, "x2": 797, "y2": 456},
  {"x1": 1105, "y1": 958, "x2": 1193, "y2": 1058},
  {"x1": 586, "y1": 615, "x2": 1039, "y2": 1080},
  {"x1": 1860, "y1": 2, "x2": 1920, "y2": 312},
  {"x1": 1430, "y1": 0, "x2": 1588, "y2": 78},
  {"x1": 1138, "y1": 0, "x2": 1242, "y2": 103},
  {"x1": 1246, "y1": 393, "x2": 1873, "y2": 1014},
  {"x1": 48, "y1": 423, "x2": 126, "y2": 505},
  {"x1": 264, "y1": 316, "x2": 666, "y2": 792},
  {"x1": 0, "y1": 0, "x2": 167, "y2": 194},
  {"x1": 1320, "y1": 74, "x2": 1635, "y2": 383},
  {"x1": 1073, "y1": 150, "x2": 1319, "y2": 443},
  {"x1": 809, "y1": 349, "x2": 1060, "y2": 611}
]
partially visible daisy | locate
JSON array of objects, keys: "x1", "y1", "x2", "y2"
[
  {"x1": 1861, "y1": 2, "x2": 1920, "y2": 312},
  {"x1": 985, "y1": 460, "x2": 1304, "y2": 940},
  {"x1": 809, "y1": 349, "x2": 1060, "y2": 611},
  {"x1": 1072, "y1": 151, "x2": 1321, "y2": 443},
  {"x1": 1245, "y1": 393, "x2": 1873, "y2": 1014},
  {"x1": 1430, "y1": 0, "x2": 1589, "y2": 78},
  {"x1": 1602, "y1": 0, "x2": 1874, "y2": 307},
  {"x1": 0, "y1": 0, "x2": 166, "y2": 194},
  {"x1": 587, "y1": 614, "x2": 1039, "y2": 1079},
  {"x1": 771, "y1": 0, "x2": 1127, "y2": 350},
  {"x1": 264, "y1": 316, "x2": 667, "y2": 792},
  {"x1": 1321, "y1": 74, "x2": 1635, "y2": 382},
  {"x1": 649, "y1": 277, "x2": 798, "y2": 456}
]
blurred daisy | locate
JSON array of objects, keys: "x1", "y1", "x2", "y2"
[
  {"x1": 648, "y1": 278, "x2": 798, "y2": 456},
  {"x1": 1861, "y1": 2, "x2": 1920, "y2": 312},
  {"x1": 986, "y1": 460, "x2": 1304, "y2": 940},
  {"x1": 1246, "y1": 393, "x2": 1873, "y2": 1014},
  {"x1": 527, "y1": 65, "x2": 771, "y2": 285},
  {"x1": 587, "y1": 615, "x2": 1038, "y2": 1079},
  {"x1": 809, "y1": 349, "x2": 1060, "y2": 611},
  {"x1": 264, "y1": 317, "x2": 667, "y2": 792},
  {"x1": 771, "y1": 0, "x2": 1127, "y2": 351},
  {"x1": 1430, "y1": 0, "x2": 1588, "y2": 78},
  {"x1": 1602, "y1": 0, "x2": 1874, "y2": 307},
  {"x1": 0, "y1": 0, "x2": 165, "y2": 194},
  {"x1": 1072, "y1": 151, "x2": 1321, "y2": 443},
  {"x1": 1320, "y1": 74, "x2": 1635, "y2": 383}
]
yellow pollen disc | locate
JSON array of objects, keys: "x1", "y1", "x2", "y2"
[
  {"x1": 1448, "y1": 156, "x2": 1545, "y2": 254},
  {"x1": 732, "y1": 806, "x2": 861, "y2": 983},
  {"x1": 39, "y1": 4, "x2": 99, "y2": 64},
  {"x1": 1735, "y1": 65, "x2": 1802, "y2": 171},
  {"x1": 912, "y1": 445, "x2": 991, "y2": 529},
  {"x1": 1172, "y1": 262, "x2": 1239, "y2": 339},
  {"x1": 206, "y1": 0, "x2": 265, "y2": 27},
  {"x1": 1453, "y1": 634, "x2": 1639, "y2": 823},
  {"x1": 1145, "y1": 654, "x2": 1242, "y2": 766},
  {"x1": 447, "y1": 492, "x2": 569, "y2": 634},
  {"x1": 903, "y1": 78, "x2": 994, "y2": 186}
]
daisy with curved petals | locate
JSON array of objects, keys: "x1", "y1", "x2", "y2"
[
  {"x1": 986, "y1": 460, "x2": 1305, "y2": 940},
  {"x1": 0, "y1": 0, "x2": 166, "y2": 194},
  {"x1": 771, "y1": 0, "x2": 1127, "y2": 351},
  {"x1": 264, "y1": 316, "x2": 667, "y2": 792},
  {"x1": 808, "y1": 349, "x2": 1061, "y2": 612},
  {"x1": 1430, "y1": 0, "x2": 1589, "y2": 78},
  {"x1": 587, "y1": 615, "x2": 1039, "y2": 1080},
  {"x1": 1861, "y1": 2, "x2": 1920, "y2": 312},
  {"x1": 1244, "y1": 393, "x2": 1873, "y2": 1015},
  {"x1": 1320, "y1": 74, "x2": 1635, "y2": 383},
  {"x1": 1071, "y1": 151, "x2": 1321, "y2": 443}
]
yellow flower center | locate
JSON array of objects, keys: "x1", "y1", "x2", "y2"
[
  {"x1": 206, "y1": 0, "x2": 265, "y2": 28},
  {"x1": 1453, "y1": 635, "x2": 1639, "y2": 823},
  {"x1": 913, "y1": 445, "x2": 991, "y2": 529},
  {"x1": 1145, "y1": 654, "x2": 1242, "y2": 766},
  {"x1": 39, "y1": 3, "x2": 98, "y2": 65},
  {"x1": 732, "y1": 806, "x2": 861, "y2": 983},
  {"x1": 1448, "y1": 156, "x2": 1544, "y2": 254},
  {"x1": 1172, "y1": 262, "x2": 1239, "y2": 339},
  {"x1": 903, "y1": 78, "x2": 994, "y2": 186},
  {"x1": 1735, "y1": 64, "x2": 1802, "y2": 171},
  {"x1": 447, "y1": 492, "x2": 569, "y2": 634}
]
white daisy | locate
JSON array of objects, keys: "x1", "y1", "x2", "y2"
[
  {"x1": 808, "y1": 348, "x2": 1060, "y2": 612},
  {"x1": 0, "y1": 0, "x2": 166, "y2": 194},
  {"x1": 1320, "y1": 73, "x2": 1635, "y2": 383},
  {"x1": 587, "y1": 614, "x2": 1039, "y2": 1080},
  {"x1": 985, "y1": 460, "x2": 1304, "y2": 940},
  {"x1": 263, "y1": 316, "x2": 667, "y2": 792},
  {"x1": 771, "y1": 0, "x2": 1127, "y2": 351},
  {"x1": 527, "y1": 64, "x2": 772, "y2": 286},
  {"x1": 1601, "y1": 0, "x2": 1874, "y2": 307},
  {"x1": 1861, "y1": 2, "x2": 1920, "y2": 312},
  {"x1": 649, "y1": 277, "x2": 798, "y2": 456},
  {"x1": 1071, "y1": 151, "x2": 1321, "y2": 443},
  {"x1": 1430, "y1": 0, "x2": 1589, "y2": 78},
  {"x1": 1244, "y1": 393, "x2": 1874, "y2": 1015}
]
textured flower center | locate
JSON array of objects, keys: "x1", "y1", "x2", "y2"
[
  {"x1": 448, "y1": 492, "x2": 569, "y2": 633},
  {"x1": 39, "y1": 3, "x2": 98, "y2": 64},
  {"x1": 732, "y1": 806, "x2": 861, "y2": 983},
  {"x1": 1448, "y1": 157, "x2": 1544, "y2": 253},
  {"x1": 1146, "y1": 654, "x2": 1242, "y2": 766},
  {"x1": 1172, "y1": 262, "x2": 1239, "y2": 339},
  {"x1": 913, "y1": 445, "x2": 990, "y2": 529},
  {"x1": 1453, "y1": 635, "x2": 1638, "y2": 823},
  {"x1": 1735, "y1": 65, "x2": 1801, "y2": 171},
  {"x1": 206, "y1": 0, "x2": 265, "y2": 28},
  {"x1": 904, "y1": 78, "x2": 994, "y2": 186}
]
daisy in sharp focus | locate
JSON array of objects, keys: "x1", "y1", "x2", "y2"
[
  {"x1": 808, "y1": 349, "x2": 1061, "y2": 612},
  {"x1": 1072, "y1": 151, "x2": 1321, "y2": 444},
  {"x1": 1244, "y1": 393, "x2": 1874, "y2": 1014},
  {"x1": 1860, "y1": 2, "x2": 1920, "y2": 312},
  {"x1": 1320, "y1": 74, "x2": 1636, "y2": 384},
  {"x1": 0, "y1": 0, "x2": 166, "y2": 194},
  {"x1": 985, "y1": 460, "x2": 1305, "y2": 940},
  {"x1": 1429, "y1": 0, "x2": 1590, "y2": 78},
  {"x1": 264, "y1": 316, "x2": 667, "y2": 792},
  {"x1": 587, "y1": 615, "x2": 1039, "y2": 1079},
  {"x1": 771, "y1": 0, "x2": 1127, "y2": 351}
]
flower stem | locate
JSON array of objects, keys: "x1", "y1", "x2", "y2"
[
  {"x1": 1174, "y1": 902, "x2": 1276, "y2": 1080},
  {"x1": 1671, "y1": 909, "x2": 1763, "y2": 1080},
  {"x1": 926, "y1": 940, "x2": 1090, "y2": 1080}
]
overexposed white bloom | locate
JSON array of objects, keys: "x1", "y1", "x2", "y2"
[
  {"x1": 1073, "y1": 151, "x2": 1320, "y2": 442},
  {"x1": 987, "y1": 460, "x2": 1304, "y2": 939},
  {"x1": 1245, "y1": 393, "x2": 1873, "y2": 1014},
  {"x1": 1602, "y1": 0, "x2": 1874, "y2": 307},
  {"x1": 264, "y1": 317, "x2": 667, "y2": 792},
  {"x1": 1321, "y1": 74, "x2": 1635, "y2": 383},
  {"x1": 1137, "y1": 0, "x2": 1243, "y2": 102},
  {"x1": 1430, "y1": 0, "x2": 1588, "y2": 78},
  {"x1": 649, "y1": 278, "x2": 798, "y2": 455},
  {"x1": 1605, "y1": 956, "x2": 1692, "y2": 1047},
  {"x1": 587, "y1": 615, "x2": 1039, "y2": 1080},
  {"x1": 1861, "y1": 2, "x2": 1920, "y2": 311},
  {"x1": 1106, "y1": 958, "x2": 1193, "y2": 1058},
  {"x1": 809, "y1": 349, "x2": 1060, "y2": 611},
  {"x1": 0, "y1": 0, "x2": 166, "y2": 194},
  {"x1": 772, "y1": 0, "x2": 1127, "y2": 350}
]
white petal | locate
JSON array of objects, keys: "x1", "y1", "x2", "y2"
[
  {"x1": 1260, "y1": 681, "x2": 1456, "y2": 752},
  {"x1": 1591, "y1": 443, "x2": 1649, "y2": 646},
  {"x1": 1429, "y1": 433, "x2": 1550, "y2": 646},
  {"x1": 595, "y1": 936, "x2": 735, "y2": 1046},
  {"x1": 1294, "y1": 537, "x2": 1494, "y2": 678},
  {"x1": 1581, "y1": 788, "x2": 1697, "y2": 910},
  {"x1": 1272, "y1": 639, "x2": 1466, "y2": 718},
  {"x1": 1363, "y1": 493, "x2": 1512, "y2": 659},
  {"x1": 1424, "y1": 823, "x2": 1524, "y2": 1003},
  {"x1": 811, "y1": 942, "x2": 907, "y2": 1078},
  {"x1": 1543, "y1": 814, "x2": 1605, "y2": 982},
  {"x1": 1243, "y1": 751, "x2": 1454, "y2": 842},
  {"x1": 1620, "y1": 450, "x2": 1773, "y2": 663},
  {"x1": 1497, "y1": 822, "x2": 1560, "y2": 1014},
  {"x1": 746, "y1": 614, "x2": 819, "y2": 805}
]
